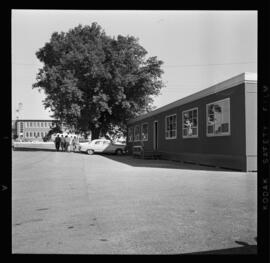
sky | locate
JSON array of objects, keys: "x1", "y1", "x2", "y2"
[{"x1": 12, "y1": 10, "x2": 257, "y2": 120}]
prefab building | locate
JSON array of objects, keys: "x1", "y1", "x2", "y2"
[{"x1": 127, "y1": 72, "x2": 257, "y2": 172}]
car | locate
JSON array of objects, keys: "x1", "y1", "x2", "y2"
[{"x1": 78, "y1": 139, "x2": 126, "y2": 155}]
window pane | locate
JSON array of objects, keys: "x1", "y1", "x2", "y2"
[
  {"x1": 192, "y1": 128, "x2": 197, "y2": 136},
  {"x1": 208, "y1": 125, "x2": 214, "y2": 134},
  {"x1": 215, "y1": 123, "x2": 222, "y2": 134},
  {"x1": 222, "y1": 123, "x2": 229, "y2": 133}
]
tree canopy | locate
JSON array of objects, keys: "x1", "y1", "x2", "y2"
[{"x1": 33, "y1": 22, "x2": 164, "y2": 139}]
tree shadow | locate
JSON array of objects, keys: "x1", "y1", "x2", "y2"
[
  {"x1": 13, "y1": 147, "x2": 57, "y2": 152},
  {"x1": 100, "y1": 154, "x2": 241, "y2": 172}
]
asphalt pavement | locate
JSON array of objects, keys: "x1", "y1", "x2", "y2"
[{"x1": 12, "y1": 151, "x2": 257, "y2": 254}]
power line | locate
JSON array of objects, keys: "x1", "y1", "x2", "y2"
[
  {"x1": 13, "y1": 61, "x2": 256, "y2": 67},
  {"x1": 162, "y1": 61, "x2": 256, "y2": 68}
]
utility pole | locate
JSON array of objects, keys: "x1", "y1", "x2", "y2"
[
  {"x1": 15, "y1": 102, "x2": 23, "y2": 140},
  {"x1": 16, "y1": 102, "x2": 23, "y2": 120}
]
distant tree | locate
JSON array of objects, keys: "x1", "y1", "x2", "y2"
[{"x1": 33, "y1": 22, "x2": 164, "y2": 139}]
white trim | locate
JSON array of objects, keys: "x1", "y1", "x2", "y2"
[
  {"x1": 206, "y1": 98, "x2": 231, "y2": 137},
  {"x1": 165, "y1": 113, "x2": 177, "y2": 140},
  {"x1": 128, "y1": 72, "x2": 257, "y2": 125},
  {"x1": 182, "y1": 107, "x2": 199, "y2": 139},
  {"x1": 141, "y1": 122, "x2": 149, "y2": 141}
]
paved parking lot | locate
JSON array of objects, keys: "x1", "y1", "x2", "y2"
[{"x1": 12, "y1": 151, "x2": 257, "y2": 254}]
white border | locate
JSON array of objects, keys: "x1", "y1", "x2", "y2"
[
  {"x1": 182, "y1": 107, "x2": 199, "y2": 139},
  {"x1": 165, "y1": 114, "x2": 177, "y2": 140},
  {"x1": 206, "y1": 98, "x2": 231, "y2": 137}
]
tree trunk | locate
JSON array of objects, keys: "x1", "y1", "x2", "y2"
[{"x1": 91, "y1": 128, "x2": 101, "y2": 140}]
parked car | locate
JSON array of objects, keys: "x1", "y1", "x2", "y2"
[{"x1": 78, "y1": 139, "x2": 126, "y2": 155}]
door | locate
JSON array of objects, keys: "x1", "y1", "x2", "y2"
[{"x1": 153, "y1": 121, "x2": 158, "y2": 150}]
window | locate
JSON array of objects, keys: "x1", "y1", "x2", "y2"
[
  {"x1": 206, "y1": 98, "x2": 230, "y2": 136},
  {"x1": 141, "y1": 123, "x2": 148, "y2": 141},
  {"x1": 37, "y1": 122, "x2": 40, "y2": 127},
  {"x1": 26, "y1": 132, "x2": 28, "y2": 137},
  {"x1": 134, "y1": 125, "x2": 140, "y2": 141},
  {"x1": 95, "y1": 141, "x2": 101, "y2": 145},
  {"x1": 37, "y1": 132, "x2": 40, "y2": 137},
  {"x1": 34, "y1": 132, "x2": 36, "y2": 137},
  {"x1": 128, "y1": 127, "x2": 133, "y2": 142},
  {"x1": 30, "y1": 122, "x2": 32, "y2": 127},
  {"x1": 20, "y1": 122, "x2": 24, "y2": 133},
  {"x1": 44, "y1": 122, "x2": 47, "y2": 127},
  {"x1": 165, "y1": 114, "x2": 177, "y2": 139},
  {"x1": 182, "y1": 108, "x2": 198, "y2": 138},
  {"x1": 30, "y1": 132, "x2": 32, "y2": 137},
  {"x1": 41, "y1": 122, "x2": 43, "y2": 127}
]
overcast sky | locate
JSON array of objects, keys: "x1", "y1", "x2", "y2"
[{"x1": 12, "y1": 10, "x2": 257, "y2": 120}]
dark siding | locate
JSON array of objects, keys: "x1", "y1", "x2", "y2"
[{"x1": 128, "y1": 83, "x2": 246, "y2": 157}]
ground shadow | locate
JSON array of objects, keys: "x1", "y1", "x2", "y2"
[
  {"x1": 184, "y1": 246, "x2": 257, "y2": 255},
  {"x1": 13, "y1": 147, "x2": 57, "y2": 152},
  {"x1": 13, "y1": 148, "x2": 244, "y2": 172},
  {"x1": 184, "y1": 239, "x2": 257, "y2": 255},
  {"x1": 100, "y1": 154, "x2": 242, "y2": 172}
]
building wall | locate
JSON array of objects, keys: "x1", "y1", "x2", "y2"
[
  {"x1": 128, "y1": 82, "x2": 257, "y2": 171},
  {"x1": 16, "y1": 120, "x2": 57, "y2": 138}
]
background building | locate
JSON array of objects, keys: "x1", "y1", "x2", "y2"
[
  {"x1": 14, "y1": 119, "x2": 57, "y2": 140},
  {"x1": 127, "y1": 72, "x2": 257, "y2": 172}
]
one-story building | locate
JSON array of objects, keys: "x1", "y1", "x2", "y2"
[{"x1": 127, "y1": 72, "x2": 257, "y2": 172}]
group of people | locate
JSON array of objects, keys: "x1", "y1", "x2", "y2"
[{"x1": 54, "y1": 134, "x2": 80, "y2": 152}]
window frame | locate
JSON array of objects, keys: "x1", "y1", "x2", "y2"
[
  {"x1": 182, "y1": 107, "x2": 199, "y2": 139},
  {"x1": 141, "y1": 122, "x2": 149, "y2": 141},
  {"x1": 206, "y1": 98, "x2": 231, "y2": 137},
  {"x1": 165, "y1": 113, "x2": 177, "y2": 140},
  {"x1": 134, "y1": 125, "x2": 141, "y2": 142}
]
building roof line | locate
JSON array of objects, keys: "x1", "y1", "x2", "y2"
[{"x1": 128, "y1": 72, "x2": 257, "y2": 124}]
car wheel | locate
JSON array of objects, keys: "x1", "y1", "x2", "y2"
[
  {"x1": 115, "y1": 149, "x2": 123, "y2": 155},
  {"x1": 87, "y1": 149, "x2": 94, "y2": 155}
]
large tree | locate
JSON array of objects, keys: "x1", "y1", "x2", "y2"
[{"x1": 33, "y1": 22, "x2": 164, "y2": 139}]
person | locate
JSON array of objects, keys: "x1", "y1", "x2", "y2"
[
  {"x1": 54, "y1": 134, "x2": 61, "y2": 151},
  {"x1": 69, "y1": 136, "x2": 74, "y2": 152},
  {"x1": 65, "y1": 135, "x2": 70, "y2": 152},
  {"x1": 73, "y1": 136, "x2": 79, "y2": 152},
  {"x1": 60, "y1": 134, "x2": 65, "y2": 151}
]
